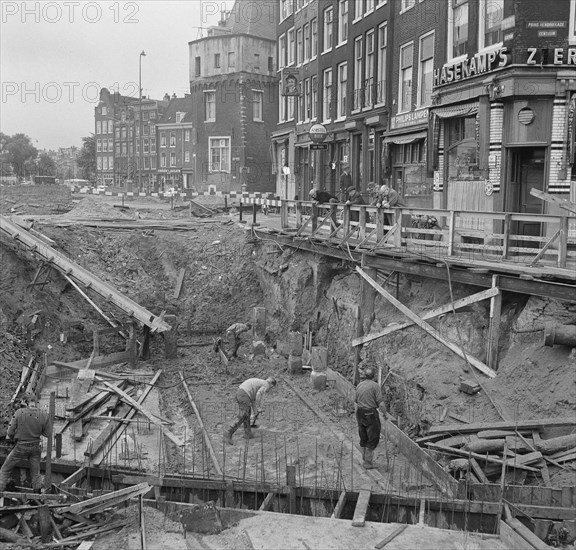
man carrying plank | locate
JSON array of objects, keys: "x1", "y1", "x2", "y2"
[{"x1": 0, "y1": 393, "x2": 50, "y2": 493}]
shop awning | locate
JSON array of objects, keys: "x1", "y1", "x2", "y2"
[
  {"x1": 432, "y1": 102, "x2": 478, "y2": 119},
  {"x1": 383, "y1": 130, "x2": 428, "y2": 145}
]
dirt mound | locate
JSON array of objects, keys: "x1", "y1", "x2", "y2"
[{"x1": 62, "y1": 196, "x2": 133, "y2": 220}]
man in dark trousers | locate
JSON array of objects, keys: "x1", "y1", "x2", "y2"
[
  {"x1": 339, "y1": 163, "x2": 352, "y2": 194},
  {"x1": 0, "y1": 392, "x2": 50, "y2": 492},
  {"x1": 224, "y1": 377, "x2": 277, "y2": 445},
  {"x1": 354, "y1": 367, "x2": 384, "y2": 469},
  {"x1": 225, "y1": 322, "x2": 252, "y2": 359},
  {"x1": 345, "y1": 186, "x2": 366, "y2": 223}
]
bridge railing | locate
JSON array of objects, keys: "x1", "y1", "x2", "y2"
[{"x1": 241, "y1": 199, "x2": 576, "y2": 274}]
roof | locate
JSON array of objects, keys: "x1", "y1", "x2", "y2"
[
  {"x1": 156, "y1": 95, "x2": 194, "y2": 125},
  {"x1": 221, "y1": 0, "x2": 278, "y2": 41}
]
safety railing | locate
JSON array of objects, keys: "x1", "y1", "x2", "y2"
[{"x1": 241, "y1": 198, "x2": 576, "y2": 276}]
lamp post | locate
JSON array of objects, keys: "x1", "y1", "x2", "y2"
[{"x1": 138, "y1": 50, "x2": 146, "y2": 193}]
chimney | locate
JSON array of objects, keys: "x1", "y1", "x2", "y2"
[
  {"x1": 164, "y1": 93, "x2": 170, "y2": 101},
  {"x1": 172, "y1": 93, "x2": 177, "y2": 99}
]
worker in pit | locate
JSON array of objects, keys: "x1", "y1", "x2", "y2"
[
  {"x1": 224, "y1": 377, "x2": 277, "y2": 445},
  {"x1": 225, "y1": 322, "x2": 252, "y2": 359},
  {"x1": 0, "y1": 392, "x2": 50, "y2": 493},
  {"x1": 354, "y1": 367, "x2": 385, "y2": 470}
]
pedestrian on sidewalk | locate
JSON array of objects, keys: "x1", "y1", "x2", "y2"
[
  {"x1": 354, "y1": 367, "x2": 385, "y2": 469},
  {"x1": 225, "y1": 322, "x2": 252, "y2": 359},
  {"x1": 0, "y1": 393, "x2": 50, "y2": 493},
  {"x1": 224, "y1": 377, "x2": 277, "y2": 445}
]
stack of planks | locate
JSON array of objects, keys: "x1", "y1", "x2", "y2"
[
  {"x1": 0, "y1": 483, "x2": 150, "y2": 547},
  {"x1": 418, "y1": 417, "x2": 576, "y2": 485}
]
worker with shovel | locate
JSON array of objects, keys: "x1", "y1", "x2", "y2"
[
  {"x1": 354, "y1": 367, "x2": 385, "y2": 469},
  {"x1": 224, "y1": 377, "x2": 277, "y2": 445},
  {"x1": 0, "y1": 393, "x2": 50, "y2": 493},
  {"x1": 225, "y1": 322, "x2": 252, "y2": 359}
]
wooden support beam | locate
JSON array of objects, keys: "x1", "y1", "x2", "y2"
[
  {"x1": 62, "y1": 483, "x2": 152, "y2": 515},
  {"x1": 503, "y1": 517, "x2": 551, "y2": 550},
  {"x1": 428, "y1": 418, "x2": 575, "y2": 435},
  {"x1": 102, "y1": 382, "x2": 184, "y2": 447},
  {"x1": 173, "y1": 268, "x2": 186, "y2": 299},
  {"x1": 356, "y1": 266, "x2": 497, "y2": 378},
  {"x1": 0, "y1": 491, "x2": 65, "y2": 502},
  {"x1": 179, "y1": 371, "x2": 222, "y2": 476},
  {"x1": 331, "y1": 490, "x2": 347, "y2": 519},
  {"x1": 375, "y1": 524, "x2": 408, "y2": 548},
  {"x1": 351, "y1": 488, "x2": 371, "y2": 527},
  {"x1": 353, "y1": 287, "x2": 499, "y2": 347},
  {"x1": 470, "y1": 458, "x2": 489, "y2": 484},
  {"x1": 486, "y1": 275, "x2": 502, "y2": 371},
  {"x1": 258, "y1": 492, "x2": 274, "y2": 512}
]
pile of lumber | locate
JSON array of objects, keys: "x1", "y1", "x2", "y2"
[
  {"x1": 0, "y1": 482, "x2": 150, "y2": 547},
  {"x1": 418, "y1": 417, "x2": 576, "y2": 485},
  {"x1": 52, "y1": 364, "x2": 183, "y2": 461}
]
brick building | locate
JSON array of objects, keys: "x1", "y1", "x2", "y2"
[
  {"x1": 188, "y1": 1, "x2": 279, "y2": 194},
  {"x1": 156, "y1": 94, "x2": 195, "y2": 191}
]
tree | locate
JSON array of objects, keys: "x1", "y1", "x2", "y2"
[
  {"x1": 77, "y1": 135, "x2": 96, "y2": 181},
  {"x1": 37, "y1": 152, "x2": 57, "y2": 177},
  {"x1": 2, "y1": 133, "x2": 38, "y2": 178}
]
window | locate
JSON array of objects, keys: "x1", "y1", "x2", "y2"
[
  {"x1": 96, "y1": 121, "x2": 101, "y2": 134},
  {"x1": 136, "y1": 140, "x2": 139, "y2": 153},
  {"x1": 253, "y1": 90, "x2": 263, "y2": 121},
  {"x1": 115, "y1": 127, "x2": 120, "y2": 139},
  {"x1": 303, "y1": 23, "x2": 310, "y2": 61},
  {"x1": 96, "y1": 139, "x2": 101, "y2": 152},
  {"x1": 143, "y1": 139, "x2": 149, "y2": 154},
  {"x1": 204, "y1": 91, "x2": 216, "y2": 121},
  {"x1": 170, "y1": 152, "x2": 176, "y2": 166},
  {"x1": 176, "y1": 112, "x2": 184, "y2": 123},
  {"x1": 447, "y1": 116, "x2": 481, "y2": 181},
  {"x1": 279, "y1": 34, "x2": 286, "y2": 69},
  {"x1": 143, "y1": 124, "x2": 149, "y2": 136},
  {"x1": 400, "y1": 0, "x2": 415, "y2": 12},
  {"x1": 102, "y1": 156, "x2": 108, "y2": 170},
  {"x1": 570, "y1": 0, "x2": 576, "y2": 43},
  {"x1": 311, "y1": 75, "x2": 318, "y2": 119},
  {"x1": 121, "y1": 143, "x2": 127, "y2": 155},
  {"x1": 101, "y1": 106, "x2": 107, "y2": 116},
  {"x1": 209, "y1": 137, "x2": 231, "y2": 172},
  {"x1": 399, "y1": 42, "x2": 413, "y2": 113},
  {"x1": 150, "y1": 111, "x2": 156, "y2": 119},
  {"x1": 365, "y1": 0, "x2": 374, "y2": 13},
  {"x1": 214, "y1": 53, "x2": 221, "y2": 68},
  {"x1": 161, "y1": 153, "x2": 166, "y2": 167},
  {"x1": 121, "y1": 127, "x2": 127, "y2": 139},
  {"x1": 323, "y1": 68, "x2": 333, "y2": 121},
  {"x1": 161, "y1": 132, "x2": 167, "y2": 147},
  {"x1": 115, "y1": 142, "x2": 120, "y2": 155},
  {"x1": 97, "y1": 156, "x2": 102, "y2": 169},
  {"x1": 365, "y1": 31, "x2": 375, "y2": 107},
  {"x1": 107, "y1": 120, "x2": 113, "y2": 133},
  {"x1": 354, "y1": 37, "x2": 363, "y2": 110},
  {"x1": 296, "y1": 28, "x2": 303, "y2": 65},
  {"x1": 102, "y1": 139, "x2": 108, "y2": 153},
  {"x1": 288, "y1": 28, "x2": 295, "y2": 65},
  {"x1": 185, "y1": 151, "x2": 190, "y2": 162},
  {"x1": 280, "y1": 0, "x2": 293, "y2": 19},
  {"x1": 377, "y1": 23, "x2": 387, "y2": 104},
  {"x1": 129, "y1": 142, "x2": 133, "y2": 155},
  {"x1": 228, "y1": 52, "x2": 236, "y2": 68},
  {"x1": 170, "y1": 132, "x2": 176, "y2": 147},
  {"x1": 184, "y1": 130, "x2": 191, "y2": 141},
  {"x1": 150, "y1": 157, "x2": 157, "y2": 169},
  {"x1": 268, "y1": 56, "x2": 274, "y2": 71},
  {"x1": 418, "y1": 32, "x2": 434, "y2": 107},
  {"x1": 304, "y1": 78, "x2": 311, "y2": 120},
  {"x1": 323, "y1": 6, "x2": 333, "y2": 52},
  {"x1": 450, "y1": 0, "x2": 469, "y2": 59},
  {"x1": 151, "y1": 138, "x2": 156, "y2": 154},
  {"x1": 338, "y1": 0, "x2": 348, "y2": 44},
  {"x1": 480, "y1": 0, "x2": 504, "y2": 49},
  {"x1": 337, "y1": 62, "x2": 347, "y2": 119},
  {"x1": 254, "y1": 53, "x2": 260, "y2": 69},
  {"x1": 143, "y1": 157, "x2": 148, "y2": 170},
  {"x1": 311, "y1": 18, "x2": 318, "y2": 57}
]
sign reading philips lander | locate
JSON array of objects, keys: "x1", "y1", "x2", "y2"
[
  {"x1": 434, "y1": 47, "x2": 509, "y2": 87},
  {"x1": 391, "y1": 108, "x2": 429, "y2": 130}
]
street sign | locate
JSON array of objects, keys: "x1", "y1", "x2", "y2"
[
  {"x1": 310, "y1": 144, "x2": 327, "y2": 150},
  {"x1": 309, "y1": 124, "x2": 328, "y2": 143}
]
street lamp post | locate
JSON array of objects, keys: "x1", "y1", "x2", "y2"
[{"x1": 138, "y1": 50, "x2": 146, "y2": 193}]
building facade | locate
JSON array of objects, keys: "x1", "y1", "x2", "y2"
[{"x1": 188, "y1": 1, "x2": 279, "y2": 194}]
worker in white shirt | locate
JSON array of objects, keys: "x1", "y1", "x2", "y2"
[{"x1": 224, "y1": 377, "x2": 277, "y2": 445}]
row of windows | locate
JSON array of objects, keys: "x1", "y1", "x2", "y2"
[
  {"x1": 203, "y1": 90, "x2": 263, "y2": 122},
  {"x1": 280, "y1": 0, "x2": 388, "y2": 24},
  {"x1": 279, "y1": 27, "x2": 432, "y2": 123},
  {"x1": 97, "y1": 137, "x2": 231, "y2": 174},
  {"x1": 194, "y1": 52, "x2": 274, "y2": 76},
  {"x1": 96, "y1": 111, "x2": 157, "y2": 134}
]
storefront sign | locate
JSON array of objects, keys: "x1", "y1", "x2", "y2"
[
  {"x1": 526, "y1": 21, "x2": 566, "y2": 28},
  {"x1": 434, "y1": 48, "x2": 509, "y2": 87},
  {"x1": 526, "y1": 47, "x2": 576, "y2": 65},
  {"x1": 390, "y1": 107, "x2": 429, "y2": 129},
  {"x1": 309, "y1": 124, "x2": 327, "y2": 143},
  {"x1": 538, "y1": 30, "x2": 557, "y2": 38}
]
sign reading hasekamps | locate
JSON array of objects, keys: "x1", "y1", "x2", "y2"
[{"x1": 434, "y1": 47, "x2": 509, "y2": 87}]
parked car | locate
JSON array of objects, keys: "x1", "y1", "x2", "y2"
[{"x1": 96, "y1": 185, "x2": 107, "y2": 192}]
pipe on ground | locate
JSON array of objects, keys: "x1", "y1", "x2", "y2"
[{"x1": 544, "y1": 324, "x2": 576, "y2": 347}]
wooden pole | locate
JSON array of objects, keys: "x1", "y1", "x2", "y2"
[
  {"x1": 487, "y1": 275, "x2": 502, "y2": 372},
  {"x1": 44, "y1": 391, "x2": 55, "y2": 491}
]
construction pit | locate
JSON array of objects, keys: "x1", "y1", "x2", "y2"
[{"x1": 0, "y1": 185, "x2": 575, "y2": 549}]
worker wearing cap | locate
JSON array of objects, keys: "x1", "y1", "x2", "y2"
[
  {"x1": 354, "y1": 368, "x2": 385, "y2": 469},
  {"x1": 339, "y1": 163, "x2": 352, "y2": 192},
  {"x1": 0, "y1": 393, "x2": 50, "y2": 492},
  {"x1": 224, "y1": 377, "x2": 277, "y2": 445},
  {"x1": 225, "y1": 322, "x2": 252, "y2": 359},
  {"x1": 374, "y1": 184, "x2": 406, "y2": 209}
]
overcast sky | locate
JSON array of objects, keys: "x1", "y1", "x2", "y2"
[{"x1": 1, "y1": 0, "x2": 235, "y2": 150}]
